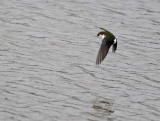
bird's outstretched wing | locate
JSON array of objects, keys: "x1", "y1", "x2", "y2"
[
  {"x1": 95, "y1": 26, "x2": 106, "y2": 31},
  {"x1": 99, "y1": 27, "x2": 107, "y2": 31},
  {"x1": 96, "y1": 38, "x2": 111, "y2": 65}
]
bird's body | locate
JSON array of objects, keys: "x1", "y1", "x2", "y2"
[{"x1": 96, "y1": 28, "x2": 117, "y2": 65}]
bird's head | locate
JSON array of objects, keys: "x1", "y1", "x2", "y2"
[{"x1": 97, "y1": 31, "x2": 105, "y2": 39}]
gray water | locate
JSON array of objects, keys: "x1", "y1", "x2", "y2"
[{"x1": 0, "y1": 0, "x2": 160, "y2": 121}]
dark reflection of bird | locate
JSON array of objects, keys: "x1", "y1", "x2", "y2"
[{"x1": 96, "y1": 27, "x2": 117, "y2": 65}]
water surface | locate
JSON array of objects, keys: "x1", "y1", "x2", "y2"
[{"x1": 0, "y1": 0, "x2": 160, "y2": 121}]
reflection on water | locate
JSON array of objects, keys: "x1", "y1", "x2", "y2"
[
  {"x1": 92, "y1": 99, "x2": 114, "y2": 121},
  {"x1": 0, "y1": 0, "x2": 160, "y2": 121},
  {"x1": 93, "y1": 100, "x2": 114, "y2": 114}
]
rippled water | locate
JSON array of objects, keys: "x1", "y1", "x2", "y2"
[{"x1": 0, "y1": 0, "x2": 160, "y2": 121}]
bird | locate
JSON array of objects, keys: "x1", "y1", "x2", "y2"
[{"x1": 96, "y1": 27, "x2": 117, "y2": 65}]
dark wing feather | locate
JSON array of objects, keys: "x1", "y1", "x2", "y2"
[
  {"x1": 96, "y1": 38, "x2": 111, "y2": 65},
  {"x1": 112, "y1": 40, "x2": 117, "y2": 52},
  {"x1": 99, "y1": 27, "x2": 107, "y2": 31}
]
